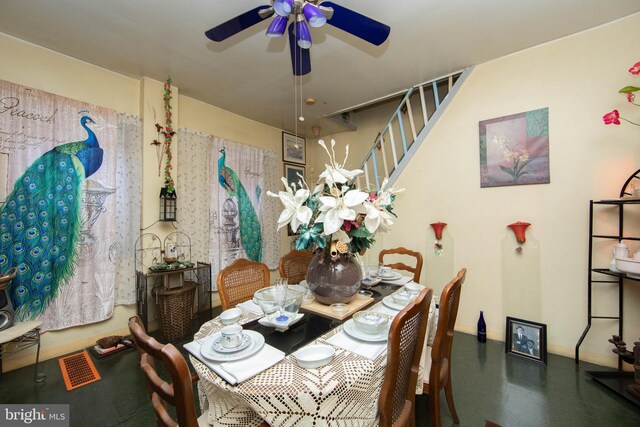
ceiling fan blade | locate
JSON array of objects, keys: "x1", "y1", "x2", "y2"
[
  {"x1": 321, "y1": 1, "x2": 390, "y2": 46},
  {"x1": 288, "y1": 22, "x2": 311, "y2": 76},
  {"x1": 205, "y1": 6, "x2": 274, "y2": 42}
]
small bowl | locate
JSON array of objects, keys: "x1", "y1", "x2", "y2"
[
  {"x1": 404, "y1": 283, "x2": 424, "y2": 293},
  {"x1": 219, "y1": 308, "x2": 242, "y2": 325},
  {"x1": 357, "y1": 290, "x2": 373, "y2": 299},
  {"x1": 392, "y1": 290, "x2": 417, "y2": 307},
  {"x1": 353, "y1": 311, "x2": 389, "y2": 335},
  {"x1": 293, "y1": 344, "x2": 335, "y2": 369},
  {"x1": 330, "y1": 303, "x2": 349, "y2": 315}
]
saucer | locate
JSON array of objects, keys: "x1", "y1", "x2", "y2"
[
  {"x1": 382, "y1": 295, "x2": 407, "y2": 311},
  {"x1": 342, "y1": 319, "x2": 389, "y2": 342},
  {"x1": 200, "y1": 330, "x2": 265, "y2": 362},
  {"x1": 374, "y1": 271, "x2": 402, "y2": 281},
  {"x1": 211, "y1": 333, "x2": 251, "y2": 353}
]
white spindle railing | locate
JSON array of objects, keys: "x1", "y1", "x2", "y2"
[{"x1": 356, "y1": 67, "x2": 473, "y2": 191}]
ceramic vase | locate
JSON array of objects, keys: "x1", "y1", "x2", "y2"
[{"x1": 306, "y1": 250, "x2": 362, "y2": 305}]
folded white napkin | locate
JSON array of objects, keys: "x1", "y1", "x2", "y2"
[
  {"x1": 237, "y1": 300, "x2": 263, "y2": 315},
  {"x1": 326, "y1": 331, "x2": 387, "y2": 360},
  {"x1": 184, "y1": 340, "x2": 284, "y2": 385}
]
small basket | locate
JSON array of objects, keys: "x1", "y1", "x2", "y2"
[{"x1": 154, "y1": 282, "x2": 196, "y2": 341}]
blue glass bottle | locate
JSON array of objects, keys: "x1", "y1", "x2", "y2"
[{"x1": 477, "y1": 311, "x2": 487, "y2": 343}]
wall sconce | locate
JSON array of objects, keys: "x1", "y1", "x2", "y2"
[
  {"x1": 508, "y1": 221, "x2": 531, "y2": 253},
  {"x1": 430, "y1": 222, "x2": 447, "y2": 255},
  {"x1": 159, "y1": 186, "x2": 177, "y2": 222}
]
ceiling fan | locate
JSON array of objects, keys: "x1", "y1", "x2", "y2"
[{"x1": 204, "y1": 0, "x2": 391, "y2": 76}]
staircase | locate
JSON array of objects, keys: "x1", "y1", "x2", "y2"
[{"x1": 355, "y1": 67, "x2": 473, "y2": 191}]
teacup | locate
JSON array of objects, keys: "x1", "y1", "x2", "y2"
[
  {"x1": 220, "y1": 324, "x2": 243, "y2": 348},
  {"x1": 379, "y1": 266, "x2": 391, "y2": 277}
]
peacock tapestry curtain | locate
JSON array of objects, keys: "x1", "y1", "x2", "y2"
[
  {"x1": 177, "y1": 129, "x2": 280, "y2": 290},
  {"x1": 0, "y1": 79, "x2": 142, "y2": 331}
]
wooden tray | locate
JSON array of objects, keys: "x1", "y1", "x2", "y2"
[{"x1": 302, "y1": 296, "x2": 374, "y2": 320}]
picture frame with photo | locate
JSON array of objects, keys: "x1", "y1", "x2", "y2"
[
  {"x1": 505, "y1": 316, "x2": 547, "y2": 365},
  {"x1": 282, "y1": 132, "x2": 306, "y2": 165},
  {"x1": 284, "y1": 163, "x2": 305, "y2": 189}
]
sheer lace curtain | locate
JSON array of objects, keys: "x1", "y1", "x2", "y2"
[
  {"x1": 114, "y1": 113, "x2": 142, "y2": 305},
  {"x1": 177, "y1": 129, "x2": 214, "y2": 272}
]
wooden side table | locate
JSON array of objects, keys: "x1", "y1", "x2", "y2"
[{"x1": 0, "y1": 320, "x2": 46, "y2": 382}]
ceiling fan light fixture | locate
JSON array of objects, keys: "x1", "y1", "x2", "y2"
[
  {"x1": 302, "y1": 3, "x2": 326, "y2": 27},
  {"x1": 266, "y1": 15, "x2": 288, "y2": 37},
  {"x1": 274, "y1": 0, "x2": 294, "y2": 17},
  {"x1": 296, "y1": 17, "x2": 312, "y2": 49}
]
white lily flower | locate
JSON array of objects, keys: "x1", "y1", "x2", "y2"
[
  {"x1": 316, "y1": 189, "x2": 369, "y2": 235},
  {"x1": 363, "y1": 201, "x2": 395, "y2": 233},
  {"x1": 267, "y1": 179, "x2": 312, "y2": 232},
  {"x1": 317, "y1": 140, "x2": 364, "y2": 186}
]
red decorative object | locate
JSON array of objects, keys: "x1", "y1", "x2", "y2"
[
  {"x1": 430, "y1": 222, "x2": 447, "y2": 240},
  {"x1": 508, "y1": 222, "x2": 531, "y2": 244}
]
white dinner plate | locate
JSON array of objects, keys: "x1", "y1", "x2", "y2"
[
  {"x1": 374, "y1": 271, "x2": 402, "y2": 281},
  {"x1": 211, "y1": 333, "x2": 252, "y2": 353},
  {"x1": 200, "y1": 330, "x2": 265, "y2": 362},
  {"x1": 382, "y1": 296, "x2": 408, "y2": 311},
  {"x1": 342, "y1": 319, "x2": 390, "y2": 342}
]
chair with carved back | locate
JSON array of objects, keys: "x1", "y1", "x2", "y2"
[
  {"x1": 217, "y1": 258, "x2": 270, "y2": 310},
  {"x1": 278, "y1": 250, "x2": 314, "y2": 284},
  {"x1": 378, "y1": 247, "x2": 424, "y2": 283},
  {"x1": 423, "y1": 268, "x2": 467, "y2": 427},
  {"x1": 379, "y1": 287, "x2": 434, "y2": 427},
  {"x1": 128, "y1": 315, "x2": 206, "y2": 427}
]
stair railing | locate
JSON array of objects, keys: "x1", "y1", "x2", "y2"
[{"x1": 355, "y1": 67, "x2": 473, "y2": 192}]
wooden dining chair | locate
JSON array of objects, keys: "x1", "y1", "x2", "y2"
[
  {"x1": 378, "y1": 247, "x2": 424, "y2": 283},
  {"x1": 423, "y1": 268, "x2": 467, "y2": 427},
  {"x1": 217, "y1": 258, "x2": 270, "y2": 310},
  {"x1": 379, "y1": 287, "x2": 434, "y2": 427},
  {"x1": 278, "y1": 250, "x2": 314, "y2": 284},
  {"x1": 128, "y1": 315, "x2": 207, "y2": 427}
]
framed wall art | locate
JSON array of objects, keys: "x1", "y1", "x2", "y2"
[
  {"x1": 283, "y1": 132, "x2": 306, "y2": 165},
  {"x1": 505, "y1": 316, "x2": 547, "y2": 365},
  {"x1": 284, "y1": 163, "x2": 305, "y2": 188},
  {"x1": 479, "y1": 107, "x2": 550, "y2": 188}
]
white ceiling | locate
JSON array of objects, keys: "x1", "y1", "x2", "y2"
[{"x1": 1, "y1": 1, "x2": 639, "y2": 137}]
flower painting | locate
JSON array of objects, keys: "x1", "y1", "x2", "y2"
[{"x1": 479, "y1": 108, "x2": 550, "y2": 188}]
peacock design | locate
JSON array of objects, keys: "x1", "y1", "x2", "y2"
[
  {"x1": 217, "y1": 148, "x2": 262, "y2": 261},
  {"x1": 0, "y1": 115, "x2": 103, "y2": 321}
]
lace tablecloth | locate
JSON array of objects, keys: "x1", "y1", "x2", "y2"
[{"x1": 190, "y1": 293, "x2": 436, "y2": 427}]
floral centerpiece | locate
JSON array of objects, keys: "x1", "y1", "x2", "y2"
[
  {"x1": 603, "y1": 61, "x2": 640, "y2": 128},
  {"x1": 268, "y1": 139, "x2": 403, "y2": 304}
]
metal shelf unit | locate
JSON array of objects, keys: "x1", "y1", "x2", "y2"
[
  {"x1": 135, "y1": 262, "x2": 212, "y2": 337},
  {"x1": 575, "y1": 199, "x2": 640, "y2": 369}
]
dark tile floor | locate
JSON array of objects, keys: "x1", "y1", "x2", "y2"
[{"x1": 1, "y1": 327, "x2": 639, "y2": 426}]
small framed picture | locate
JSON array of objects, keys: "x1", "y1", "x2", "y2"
[
  {"x1": 284, "y1": 163, "x2": 305, "y2": 188},
  {"x1": 283, "y1": 132, "x2": 306, "y2": 164},
  {"x1": 505, "y1": 317, "x2": 547, "y2": 365}
]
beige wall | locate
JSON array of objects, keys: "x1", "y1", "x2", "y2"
[{"x1": 327, "y1": 15, "x2": 640, "y2": 367}]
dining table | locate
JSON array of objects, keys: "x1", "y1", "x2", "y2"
[{"x1": 186, "y1": 276, "x2": 437, "y2": 427}]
